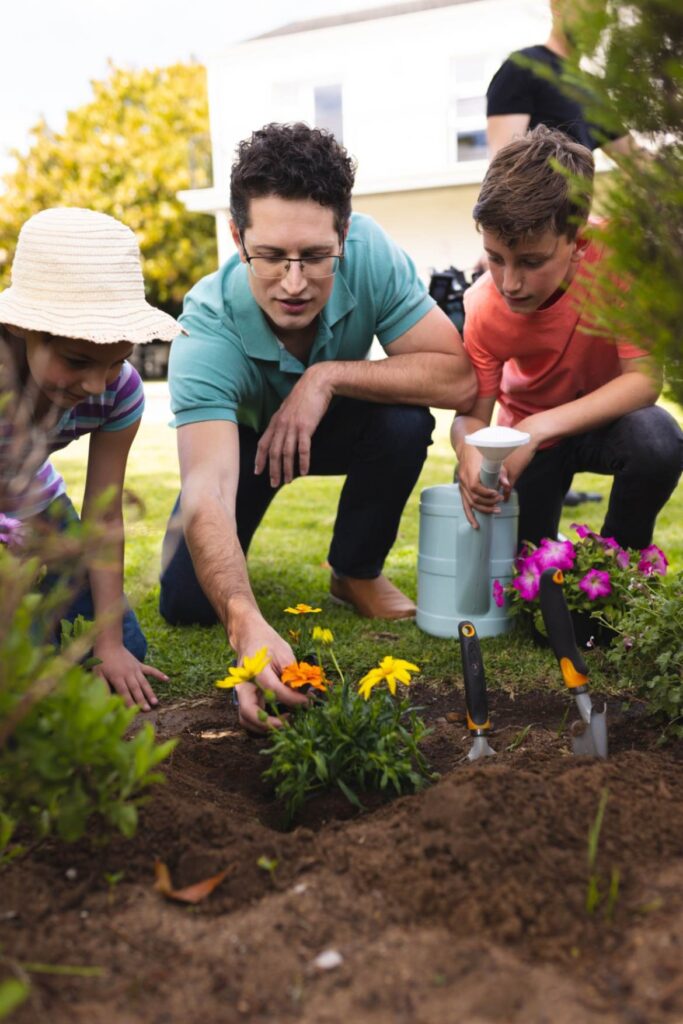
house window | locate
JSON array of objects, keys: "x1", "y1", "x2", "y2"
[
  {"x1": 457, "y1": 130, "x2": 488, "y2": 162},
  {"x1": 449, "y1": 53, "x2": 504, "y2": 164},
  {"x1": 314, "y1": 84, "x2": 343, "y2": 142}
]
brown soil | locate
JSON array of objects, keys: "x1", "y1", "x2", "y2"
[{"x1": 3, "y1": 685, "x2": 683, "y2": 1024}]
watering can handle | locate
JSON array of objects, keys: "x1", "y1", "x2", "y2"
[
  {"x1": 539, "y1": 568, "x2": 589, "y2": 690},
  {"x1": 458, "y1": 620, "x2": 491, "y2": 731}
]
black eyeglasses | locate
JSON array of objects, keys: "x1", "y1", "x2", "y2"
[{"x1": 238, "y1": 233, "x2": 344, "y2": 279}]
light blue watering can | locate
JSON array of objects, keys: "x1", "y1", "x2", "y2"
[{"x1": 416, "y1": 426, "x2": 530, "y2": 639}]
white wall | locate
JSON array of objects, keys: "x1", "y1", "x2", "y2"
[
  {"x1": 183, "y1": 0, "x2": 551, "y2": 268},
  {"x1": 207, "y1": 0, "x2": 548, "y2": 194}
]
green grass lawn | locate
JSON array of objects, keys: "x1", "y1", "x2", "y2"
[{"x1": 51, "y1": 390, "x2": 683, "y2": 701}]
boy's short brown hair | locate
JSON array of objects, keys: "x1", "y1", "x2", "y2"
[{"x1": 473, "y1": 125, "x2": 595, "y2": 244}]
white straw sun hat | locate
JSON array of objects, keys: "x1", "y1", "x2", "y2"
[{"x1": 0, "y1": 207, "x2": 183, "y2": 344}]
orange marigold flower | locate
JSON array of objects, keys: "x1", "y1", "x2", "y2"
[{"x1": 281, "y1": 661, "x2": 327, "y2": 692}]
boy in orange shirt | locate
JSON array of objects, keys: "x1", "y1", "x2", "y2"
[{"x1": 452, "y1": 126, "x2": 682, "y2": 549}]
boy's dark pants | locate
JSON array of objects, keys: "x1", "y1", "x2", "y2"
[
  {"x1": 159, "y1": 399, "x2": 434, "y2": 627},
  {"x1": 516, "y1": 405, "x2": 683, "y2": 549}
]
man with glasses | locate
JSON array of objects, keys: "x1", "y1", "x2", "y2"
[{"x1": 160, "y1": 122, "x2": 476, "y2": 734}]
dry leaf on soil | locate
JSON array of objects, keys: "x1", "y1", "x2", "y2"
[{"x1": 153, "y1": 859, "x2": 233, "y2": 903}]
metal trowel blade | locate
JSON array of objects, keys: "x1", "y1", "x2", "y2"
[
  {"x1": 570, "y1": 703, "x2": 608, "y2": 759},
  {"x1": 467, "y1": 735, "x2": 496, "y2": 761}
]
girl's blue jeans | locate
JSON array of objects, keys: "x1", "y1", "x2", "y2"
[{"x1": 39, "y1": 494, "x2": 147, "y2": 660}]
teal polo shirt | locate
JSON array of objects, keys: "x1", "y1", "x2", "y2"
[{"x1": 169, "y1": 213, "x2": 435, "y2": 433}]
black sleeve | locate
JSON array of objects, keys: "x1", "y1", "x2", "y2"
[{"x1": 486, "y1": 58, "x2": 535, "y2": 117}]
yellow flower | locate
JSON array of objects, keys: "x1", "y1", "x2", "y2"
[
  {"x1": 281, "y1": 661, "x2": 328, "y2": 692},
  {"x1": 215, "y1": 647, "x2": 270, "y2": 689},
  {"x1": 284, "y1": 603, "x2": 322, "y2": 615},
  {"x1": 358, "y1": 656, "x2": 420, "y2": 700},
  {"x1": 312, "y1": 626, "x2": 334, "y2": 645}
]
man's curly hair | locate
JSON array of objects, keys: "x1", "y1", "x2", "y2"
[{"x1": 230, "y1": 123, "x2": 356, "y2": 238}]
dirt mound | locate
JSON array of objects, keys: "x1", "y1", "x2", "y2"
[{"x1": 2, "y1": 687, "x2": 683, "y2": 1024}]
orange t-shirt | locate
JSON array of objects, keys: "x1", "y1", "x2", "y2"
[{"x1": 463, "y1": 237, "x2": 647, "y2": 428}]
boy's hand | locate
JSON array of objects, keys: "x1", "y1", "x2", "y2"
[
  {"x1": 457, "y1": 444, "x2": 503, "y2": 528},
  {"x1": 93, "y1": 640, "x2": 169, "y2": 711},
  {"x1": 500, "y1": 417, "x2": 545, "y2": 492}
]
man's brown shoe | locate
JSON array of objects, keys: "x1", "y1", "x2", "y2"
[{"x1": 330, "y1": 574, "x2": 416, "y2": 620}]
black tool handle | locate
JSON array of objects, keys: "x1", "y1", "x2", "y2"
[
  {"x1": 457, "y1": 620, "x2": 490, "y2": 731},
  {"x1": 539, "y1": 568, "x2": 589, "y2": 688}
]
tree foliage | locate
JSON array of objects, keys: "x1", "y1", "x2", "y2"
[
  {"x1": 0, "y1": 63, "x2": 217, "y2": 317},
  {"x1": 562, "y1": 0, "x2": 683, "y2": 403}
]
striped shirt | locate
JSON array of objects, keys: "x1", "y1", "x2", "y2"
[{"x1": 1, "y1": 360, "x2": 144, "y2": 519}]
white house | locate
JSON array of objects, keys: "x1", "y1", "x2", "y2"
[{"x1": 181, "y1": 0, "x2": 550, "y2": 279}]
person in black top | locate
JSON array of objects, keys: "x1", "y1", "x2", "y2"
[{"x1": 486, "y1": 0, "x2": 634, "y2": 159}]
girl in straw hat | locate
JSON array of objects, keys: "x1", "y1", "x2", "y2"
[{"x1": 0, "y1": 207, "x2": 182, "y2": 711}]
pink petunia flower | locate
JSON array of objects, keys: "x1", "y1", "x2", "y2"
[
  {"x1": 492, "y1": 579, "x2": 505, "y2": 608},
  {"x1": 0, "y1": 514, "x2": 24, "y2": 550},
  {"x1": 600, "y1": 535, "x2": 621, "y2": 551},
  {"x1": 512, "y1": 554, "x2": 542, "y2": 601},
  {"x1": 535, "y1": 538, "x2": 576, "y2": 572},
  {"x1": 572, "y1": 523, "x2": 593, "y2": 539},
  {"x1": 616, "y1": 548, "x2": 630, "y2": 570},
  {"x1": 638, "y1": 544, "x2": 668, "y2": 577},
  {"x1": 578, "y1": 569, "x2": 612, "y2": 600}
]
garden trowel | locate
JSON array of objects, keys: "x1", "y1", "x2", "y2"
[
  {"x1": 539, "y1": 568, "x2": 608, "y2": 759},
  {"x1": 457, "y1": 620, "x2": 495, "y2": 761}
]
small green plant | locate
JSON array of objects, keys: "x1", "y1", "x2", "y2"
[
  {"x1": 505, "y1": 724, "x2": 533, "y2": 752},
  {"x1": 103, "y1": 870, "x2": 125, "y2": 903},
  {"x1": 585, "y1": 788, "x2": 620, "y2": 919},
  {"x1": 256, "y1": 855, "x2": 278, "y2": 885},
  {"x1": 0, "y1": 978, "x2": 29, "y2": 1020},
  {"x1": 216, "y1": 608, "x2": 434, "y2": 823}
]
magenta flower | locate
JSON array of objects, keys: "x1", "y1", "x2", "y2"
[
  {"x1": 578, "y1": 569, "x2": 612, "y2": 600},
  {"x1": 600, "y1": 535, "x2": 621, "y2": 551},
  {"x1": 572, "y1": 523, "x2": 593, "y2": 539},
  {"x1": 492, "y1": 579, "x2": 505, "y2": 608},
  {"x1": 512, "y1": 554, "x2": 542, "y2": 601},
  {"x1": 0, "y1": 514, "x2": 24, "y2": 549},
  {"x1": 535, "y1": 538, "x2": 576, "y2": 572},
  {"x1": 616, "y1": 548, "x2": 630, "y2": 570},
  {"x1": 638, "y1": 544, "x2": 668, "y2": 577}
]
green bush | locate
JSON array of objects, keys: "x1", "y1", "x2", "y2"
[
  {"x1": 563, "y1": 0, "x2": 683, "y2": 403},
  {"x1": 0, "y1": 534, "x2": 176, "y2": 861},
  {"x1": 602, "y1": 573, "x2": 683, "y2": 739}
]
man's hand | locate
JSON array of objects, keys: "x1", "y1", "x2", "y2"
[
  {"x1": 232, "y1": 615, "x2": 309, "y2": 734},
  {"x1": 93, "y1": 640, "x2": 169, "y2": 711},
  {"x1": 255, "y1": 365, "x2": 334, "y2": 486}
]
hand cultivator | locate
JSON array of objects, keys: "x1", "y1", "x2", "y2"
[
  {"x1": 539, "y1": 567, "x2": 608, "y2": 759},
  {"x1": 457, "y1": 620, "x2": 496, "y2": 761}
]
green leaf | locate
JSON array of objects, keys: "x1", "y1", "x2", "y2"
[{"x1": 0, "y1": 979, "x2": 30, "y2": 1018}]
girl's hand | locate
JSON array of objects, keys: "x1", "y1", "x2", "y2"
[{"x1": 93, "y1": 641, "x2": 169, "y2": 711}]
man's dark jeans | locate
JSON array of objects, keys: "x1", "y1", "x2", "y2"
[
  {"x1": 515, "y1": 405, "x2": 683, "y2": 549},
  {"x1": 40, "y1": 495, "x2": 147, "y2": 660},
  {"x1": 159, "y1": 399, "x2": 435, "y2": 626}
]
